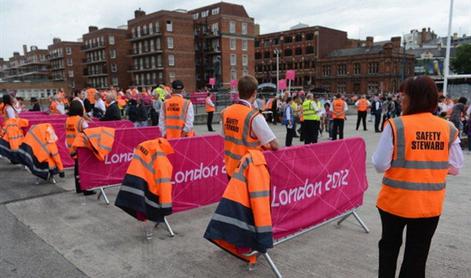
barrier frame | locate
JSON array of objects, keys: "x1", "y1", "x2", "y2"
[{"x1": 245, "y1": 208, "x2": 369, "y2": 278}]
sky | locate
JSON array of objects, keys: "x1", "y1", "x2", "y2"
[{"x1": 0, "y1": 0, "x2": 470, "y2": 59}]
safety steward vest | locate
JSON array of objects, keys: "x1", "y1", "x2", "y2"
[
  {"x1": 205, "y1": 97, "x2": 215, "y2": 113},
  {"x1": 72, "y1": 127, "x2": 115, "y2": 161},
  {"x1": 377, "y1": 113, "x2": 458, "y2": 218},
  {"x1": 65, "y1": 116, "x2": 85, "y2": 156},
  {"x1": 204, "y1": 149, "x2": 272, "y2": 264},
  {"x1": 332, "y1": 99, "x2": 346, "y2": 120},
  {"x1": 357, "y1": 99, "x2": 369, "y2": 112},
  {"x1": 18, "y1": 123, "x2": 64, "y2": 180},
  {"x1": 302, "y1": 100, "x2": 320, "y2": 121},
  {"x1": 2, "y1": 118, "x2": 29, "y2": 151},
  {"x1": 163, "y1": 95, "x2": 191, "y2": 139},
  {"x1": 115, "y1": 138, "x2": 174, "y2": 222},
  {"x1": 222, "y1": 102, "x2": 261, "y2": 177}
]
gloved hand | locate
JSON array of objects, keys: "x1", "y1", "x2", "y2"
[{"x1": 59, "y1": 172, "x2": 65, "y2": 178}]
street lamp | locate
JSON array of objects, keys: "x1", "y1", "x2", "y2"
[
  {"x1": 274, "y1": 48, "x2": 280, "y2": 94},
  {"x1": 401, "y1": 40, "x2": 407, "y2": 81}
]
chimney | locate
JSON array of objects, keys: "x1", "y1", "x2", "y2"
[
  {"x1": 53, "y1": 37, "x2": 61, "y2": 44},
  {"x1": 134, "y1": 9, "x2": 146, "y2": 18},
  {"x1": 383, "y1": 42, "x2": 393, "y2": 55},
  {"x1": 391, "y1": 36, "x2": 401, "y2": 49},
  {"x1": 366, "y1": 36, "x2": 374, "y2": 48},
  {"x1": 31, "y1": 45, "x2": 38, "y2": 51},
  {"x1": 13, "y1": 52, "x2": 20, "y2": 57},
  {"x1": 22, "y1": 44, "x2": 27, "y2": 55},
  {"x1": 88, "y1": 26, "x2": 98, "y2": 32},
  {"x1": 427, "y1": 27, "x2": 430, "y2": 32}
]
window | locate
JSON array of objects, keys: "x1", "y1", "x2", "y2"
[
  {"x1": 242, "y1": 55, "x2": 248, "y2": 66},
  {"x1": 230, "y1": 38, "x2": 236, "y2": 50},
  {"x1": 230, "y1": 54, "x2": 236, "y2": 66},
  {"x1": 112, "y1": 77, "x2": 118, "y2": 86},
  {"x1": 295, "y1": 34, "x2": 302, "y2": 42},
  {"x1": 68, "y1": 70, "x2": 74, "y2": 78},
  {"x1": 149, "y1": 23, "x2": 153, "y2": 34},
  {"x1": 65, "y1": 47, "x2": 72, "y2": 55},
  {"x1": 242, "y1": 23, "x2": 248, "y2": 35},
  {"x1": 305, "y1": 46, "x2": 314, "y2": 54},
  {"x1": 255, "y1": 52, "x2": 261, "y2": 59},
  {"x1": 337, "y1": 64, "x2": 347, "y2": 76},
  {"x1": 368, "y1": 62, "x2": 379, "y2": 74},
  {"x1": 111, "y1": 64, "x2": 117, "y2": 72},
  {"x1": 155, "y1": 22, "x2": 160, "y2": 33},
  {"x1": 156, "y1": 38, "x2": 161, "y2": 49},
  {"x1": 157, "y1": 55, "x2": 162, "y2": 66},
  {"x1": 284, "y1": 36, "x2": 292, "y2": 43},
  {"x1": 110, "y1": 49, "x2": 116, "y2": 59},
  {"x1": 229, "y1": 21, "x2": 236, "y2": 33},
  {"x1": 263, "y1": 51, "x2": 270, "y2": 59},
  {"x1": 243, "y1": 69, "x2": 249, "y2": 76},
  {"x1": 242, "y1": 39, "x2": 248, "y2": 51},
  {"x1": 137, "y1": 26, "x2": 141, "y2": 37},
  {"x1": 169, "y1": 72, "x2": 176, "y2": 82},
  {"x1": 211, "y1": 23, "x2": 219, "y2": 34},
  {"x1": 167, "y1": 37, "x2": 174, "y2": 49},
  {"x1": 168, "y1": 54, "x2": 175, "y2": 66},
  {"x1": 150, "y1": 40, "x2": 154, "y2": 51},
  {"x1": 231, "y1": 69, "x2": 237, "y2": 81},
  {"x1": 109, "y1": 36, "x2": 115, "y2": 45},
  {"x1": 201, "y1": 10, "x2": 209, "y2": 17},
  {"x1": 193, "y1": 13, "x2": 199, "y2": 20},
  {"x1": 295, "y1": 47, "x2": 302, "y2": 55},
  {"x1": 322, "y1": 65, "x2": 331, "y2": 76},
  {"x1": 166, "y1": 20, "x2": 173, "y2": 32},
  {"x1": 337, "y1": 83, "x2": 346, "y2": 93},
  {"x1": 354, "y1": 63, "x2": 361, "y2": 75},
  {"x1": 255, "y1": 40, "x2": 260, "y2": 47},
  {"x1": 143, "y1": 25, "x2": 147, "y2": 35},
  {"x1": 284, "y1": 49, "x2": 292, "y2": 56},
  {"x1": 132, "y1": 28, "x2": 136, "y2": 38},
  {"x1": 67, "y1": 58, "x2": 73, "y2": 66},
  {"x1": 306, "y1": 33, "x2": 314, "y2": 40},
  {"x1": 368, "y1": 82, "x2": 379, "y2": 94},
  {"x1": 272, "y1": 38, "x2": 279, "y2": 45},
  {"x1": 211, "y1": 7, "x2": 220, "y2": 15}
]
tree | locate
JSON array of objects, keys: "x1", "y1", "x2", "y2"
[{"x1": 451, "y1": 43, "x2": 471, "y2": 74}]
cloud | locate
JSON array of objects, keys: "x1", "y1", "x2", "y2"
[{"x1": 0, "y1": 0, "x2": 470, "y2": 58}]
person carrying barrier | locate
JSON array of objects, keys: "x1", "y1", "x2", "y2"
[
  {"x1": 221, "y1": 75, "x2": 279, "y2": 178},
  {"x1": 17, "y1": 123, "x2": 65, "y2": 181},
  {"x1": 72, "y1": 126, "x2": 115, "y2": 161},
  {"x1": 2, "y1": 94, "x2": 18, "y2": 121},
  {"x1": 332, "y1": 94, "x2": 348, "y2": 140},
  {"x1": 204, "y1": 149, "x2": 273, "y2": 264},
  {"x1": 158, "y1": 80, "x2": 195, "y2": 139},
  {"x1": 302, "y1": 93, "x2": 322, "y2": 144},
  {"x1": 355, "y1": 95, "x2": 371, "y2": 131},
  {"x1": 115, "y1": 138, "x2": 174, "y2": 237},
  {"x1": 0, "y1": 118, "x2": 29, "y2": 163},
  {"x1": 205, "y1": 92, "x2": 216, "y2": 132},
  {"x1": 372, "y1": 76, "x2": 464, "y2": 278}
]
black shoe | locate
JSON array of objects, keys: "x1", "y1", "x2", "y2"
[{"x1": 83, "y1": 190, "x2": 96, "y2": 196}]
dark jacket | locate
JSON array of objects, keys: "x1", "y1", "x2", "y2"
[{"x1": 100, "y1": 102, "x2": 121, "y2": 121}]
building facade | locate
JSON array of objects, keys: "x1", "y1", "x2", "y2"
[
  {"x1": 127, "y1": 9, "x2": 195, "y2": 91},
  {"x1": 82, "y1": 26, "x2": 131, "y2": 89},
  {"x1": 2, "y1": 45, "x2": 50, "y2": 82},
  {"x1": 190, "y1": 2, "x2": 256, "y2": 89},
  {"x1": 48, "y1": 38, "x2": 86, "y2": 90}
]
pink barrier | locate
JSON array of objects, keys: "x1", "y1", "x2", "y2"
[
  {"x1": 265, "y1": 137, "x2": 368, "y2": 240},
  {"x1": 78, "y1": 133, "x2": 227, "y2": 213}
]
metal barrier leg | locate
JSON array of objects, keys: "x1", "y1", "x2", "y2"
[
  {"x1": 336, "y1": 213, "x2": 351, "y2": 226},
  {"x1": 352, "y1": 211, "x2": 370, "y2": 233},
  {"x1": 263, "y1": 253, "x2": 283, "y2": 278},
  {"x1": 163, "y1": 217, "x2": 175, "y2": 237},
  {"x1": 98, "y1": 187, "x2": 110, "y2": 205}
]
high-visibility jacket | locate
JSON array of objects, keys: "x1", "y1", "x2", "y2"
[
  {"x1": 117, "y1": 96, "x2": 127, "y2": 109},
  {"x1": 264, "y1": 98, "x2": 274, "y2": 111},
  {"x1": 205, "y1": 96, "x2": 215, "y2": 112},
  {"x1": 163, "y1": 95, "x2": 191, "y2": 139},
  {"x1": 49, "y1": 101, "x2": 59, "y2": 114},
  {"x1": 65, "y1": 116, "x2": 86, "y2": 156},
  {"x1": 115, "y1": 138, "x2": 174, "y2": 222},
  {"x1": 377, "y1": 113, "x2": 458, "y2": 218},
  {"x1": 72, "y1": 127, "x2": 115, "y2": 161},
  {"x1": 332, "y1": 99, "x2": 346, "y2": 120},
  {"x1": 1, "y1": 118, "x2": 29, "y2": 151},
  {"x1": 18, "y1": 123, "x2": 64, "y2": 180},
  {"x1": 357, "y1": 99, "x2": 369, "y2": 112},
  {"x1": 204, "y1": 150, "x2": 272, "y2": 264},
  {"x1": 302, "y1": 100, "x2": 321, "y2": 121},
  {"x1": 222, "y1": 103, "x2": 261, "y2": 177}
]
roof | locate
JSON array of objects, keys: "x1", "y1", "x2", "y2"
[
  {"x1": 189, "y1": 2, "x2": 250, "y2": 18},
  {"x1": 328, "y1": 45, "x2": 385, "y2": 57}
]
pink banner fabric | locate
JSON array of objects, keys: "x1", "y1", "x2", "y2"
[
  {"x1": 265, "y1": 137, "x2": 368, "y2": 240},
  {"x1": 78, "y1": 133, "x2": 227, "y2": 213},
  {"x1": 285, "y1": 70, "x2": 296, "y2": 81},
  {"x1": 209, "y1": 78, "x2": 216, "y2": 86},
  {"x1": 278, "y1": 79, "x2": 287, "y2": 90},
  {"x1": 190, "y1": 92, "x2": 215, "y2": 105},
  {"x1": 230, "y1": 79, "x2": 238, "y2": 88}
]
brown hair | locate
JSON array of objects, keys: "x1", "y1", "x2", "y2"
[
  {"x1": 238, "y1": 75, "x2": 258, "y2": 99},
  {"x1": 402, "y1": 76, "x2": 438, "y2": 115}
]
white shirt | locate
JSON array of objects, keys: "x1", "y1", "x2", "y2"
[
  {"x1": 96, "y1": 98, "x2": 106, "y2": 113},
  {"x1": 6, "y1": 106, "x2": 17, "y2": 119},
  {"x1": 56, "y1": 102, "x2": 66, "y2": 115},
  {"x1": 466, "y1": 105, "x2": 471, "y2": 117},
  {"x1": 206, "y1": 97, "x2": 215, "y2": 107},
  {"x1": 355, "y1": 100, "x2": 371, "y2": 108},
  {"x1": 372, "y1": 124, "x2": 464, "y2": 175},
  {"x1": 158, "y1": 94, "x2": 194, "y2": 136}
]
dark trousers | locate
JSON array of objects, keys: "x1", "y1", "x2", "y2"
[
  {"x1": 356, "y1": 111, "x2": 367, "y2": 130},
  {"x1": 381, "y1": 114, "x2": 391, "y2": 132},
  {"x1": 332, "y1": 119, "x2": 344, "y2": 140},
  {"x1": 74, "y1": 158, "x2": 82, "y2": 194},
  {"x1": 303, "y1": 120, "x2": 320, "y2": 144},
  {"x1": 299, "y1": 121, "x2": 305, "y2": 141},
  {"x1": 374, "y1": 112, "x2": 382, "y2": 132},
  {"x1": 207, "y1": 111, "x2": 214, "y2": 131},
  {"x1": 285, "y1": 126, "x2": 296, "y2": 146},
  {"x1": 378, "y1": 209, "x2": 439, "y2": 278}
]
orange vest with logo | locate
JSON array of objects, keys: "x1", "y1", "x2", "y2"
[
  {"x1": 204, "y1": 150, "x2": 272, "y2": 264},
  {"x1": 222, "y1": 103, "x2": 261, "y2": 177},
  {"x1": 357, "y1": 99, "x2": 369, "y2": 112},
  {"x1": 163, "y1": 95, "x2": 191, "y2": 139},
  {"x1": 332, "y1": 99, "x2": 345, "y2": 119},
  {"x1": 72, "y1": 127, "x2": 115, "y2": 161},
  {"x1": 205, "y1": 97, "x2": 215, "y2": 113},
  {"x1": 377, "y1": 113, "x2": 458, "y2": 218},
  {"x1": 2, "y1": 118, "x2": 29, "y2": 151},
  {"x1": 65, "y1": 116, "x2": 85, "y2": 155}
]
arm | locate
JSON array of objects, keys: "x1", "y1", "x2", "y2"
[
  {"x1": 371, "y1": 124, "x2": 394, "y2": 173},
  {"x1": 448, "y1": 137, "x2": 464, "y2": 175},
  {"x1": 344, "y1": 101, "x2": 348, "y2": 112},
  {"x1": 158, "y1": 104, "x2": 165, "y2": 136},
  {"x1": 183, "y1": 102, "x2": 194, "y2": 133},
  {"x1": 251, "y1": 115, "x2": 279, "y2": 151}
]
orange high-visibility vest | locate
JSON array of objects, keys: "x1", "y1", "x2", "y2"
[
  {"x1": 49, "y1": 101, "x2": 59, "y2": 114},
  {"x1": 115, "y1": 138, "x2": 175, "y2": 222},
  {"x1": 205, "y1": 97, "x2": 215, "y2": 113},
  {"x1": 2, "y1": 118, "x2": 29, "y2": 151},
  {"x1": 204, "y1": 149, "x2": 272, "y2": 264},
  {"x1": 163, "y1": 95, "x2": 191, "y2": 139},
  {"x1": 72, "y1": 127, "x2": 115, "y2": 161},
  {"x1": 377, "y1": 113, "x2": 458, "y2": 218},
  {"x1": 65, "y1": 116, "x2": 85, "y2": 155},
  {"x1": 357, "y1": 99, "x2": 369, "y2": 112},
  {"x1": 222, "y1": 103, "x2": 261, "y2": 177},
  {"x1": 332, "y1": 99, "x2": 346, "y2": 119}
]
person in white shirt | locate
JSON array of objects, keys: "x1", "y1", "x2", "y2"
[
  {"x1": 94, "y1": 92, "x2": 106, "y2": 117},
  {"x1": 2, "y1": 94, "x2": 18, "y2": 119}
]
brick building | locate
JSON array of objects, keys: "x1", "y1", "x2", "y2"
[
  {"x1": 2, "y1": 45, "x2": 50, "y2": 82},
  {"x1": 127, "y1": 9, "x2": 195, "y2": 91},
  {"x1": 48, "y1": 38, "x2": 86, "y2": 91},
  {"x1": 82, "y1": 26, "x2": 131, "y2": 89},
  {"x1": 190, "y1": 2, "x2": 256, "y2": 89}
]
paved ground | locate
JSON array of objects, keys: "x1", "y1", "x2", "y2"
[{"x1": 0, "y1": 116, "x2": 470, "y2": 278}]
